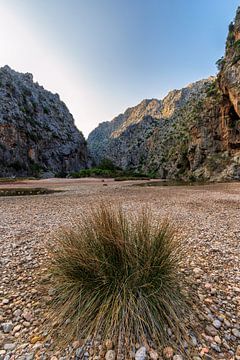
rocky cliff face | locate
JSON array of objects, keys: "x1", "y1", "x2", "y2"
[
  {"x1": 88, "y1": 7, "x2": 240, "y2": 181},
  {"x1": 0, "y1": 66, "x2": 89, "y2": 177},
  {"x1": 188, "y1": 6, "x2": 240, "y2": 180}
]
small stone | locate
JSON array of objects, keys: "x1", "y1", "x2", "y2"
[
  {"x1": 105, "y1": 350, "x2": 116, "y2": 360},
  {"x1": 233, "y1": 287, "x2": 240, "y2": 293},
  {"x1": 205, "y1": 283, "x2": 212, "y2": 289},
  {"x1": 173, "y1": 356, "x2": 183, "y2": 360},
  {"x1": 135, "y1": 346, "x2": 147, "y2": 360},
  {"x1": 210, "y1": 288, "x2": 217, "y2": 295},
  {"x1": 211, "y1": 343, "x2": 221, "y2": 352},
  {"x1": 213, "y1": 319, "x2": 221, "y2": 329},
  {"x1": 193, "y1": 267, "x2": 203, "y2": 277},
  {"x1": 163, "y1": 346, "x2": 174, "y2": 359},
  {"x1": 200, "y1": 347, "x2": 209, "y2": 356},
  {"x1": 232, "y1": 328, "x2": 240, "y2": 338},
  {"x1": 3, "y1": 343, "x2": 16, "y2": 351},
  {"x1": 214, "y1": 335, "x2": 221, "y2": 344},
  {"x1": 24, "y1": 354, "x2": 34, "y2": 360},
  {"x1": 30, "y1": 335, "x2": 43, "y2": 344},
  {"x1": 13, "y1": 309, "x2": 22, "y2": 317},
  {"x1": 3, "y1": 355, "x2": 11, "y2": 360},
  {"x1": 205, "y1": 325, "x2": 217, "y2": 336},
  {"x1": 22, "y1": 311, "x2": 32, "y2": 322},
  {"x1": 32, "y1": 342, "x2": 42, "y2": 351},
  {"x1": 224, "y1": 318, "x2": 231, "y2": 327},
  {"x1": 236, "y1": 345, "x2": 240, "y2": 356},
  {"x1": 23, "y1": 321, "x2": 30, "y2": 327},
  {"x1": 2, "y1": 322, "x2": 13, "y2": 333},
  {"x1": 48, "y1": 288, "x2": 55, "y2": 296},
  {"x1": 2, "y1": 299, "x2": 10, "y2": 305},
  {"x1": 149, "y1": 349, "x2": 159, "y2": 359},
  {"x1": 13, "y1": 324, "x2": 21, "y2": 333},
  {"x1": 105, "y1": 339, "x2": 113, "y2": 350},
  {"x1": 76, "y1": 347, "x2": 84, "y2": 358},
  {"x1": 190, "y1": 335, "x2": 197, "y2": 346},
  {"x1": 72, "y1": 340, "x2": 81, "y2": 349}
]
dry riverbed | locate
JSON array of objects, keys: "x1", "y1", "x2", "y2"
[{"x1": 0, "y1": 178, "x2": 239, "y2": 360}]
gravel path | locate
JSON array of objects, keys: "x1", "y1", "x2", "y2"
[{"x1": 0, "y1": 179, "x2": 239, "y2": 360}]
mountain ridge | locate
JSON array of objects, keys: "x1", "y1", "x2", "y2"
[{"x1": 88, "y1": 7, "x2": 240, "y2": 181}]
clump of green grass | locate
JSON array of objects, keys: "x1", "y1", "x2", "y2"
[{"x1": 47, "y1": 204, "x2": 190, "y2": 350}]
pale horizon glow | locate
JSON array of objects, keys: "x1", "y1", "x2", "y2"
[{"x1": 0, "y1": 0, "x2": 239, "y2": 137}]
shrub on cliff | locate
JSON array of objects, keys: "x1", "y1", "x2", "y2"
[{"x1": 47, "y1": 204, "x2": 190, "y2": 349}]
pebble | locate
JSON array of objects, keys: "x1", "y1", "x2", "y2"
[
  {"x1": 213, "y1": 319, "x2": 222, "y2": 329},
  {"x1": 30, "y1": 335, "x2": 42, "y2": 344},
  {"x1": 2, "y1": 322, "x2": 13, "y2": 333},
  {"x1": 24, "y1": 354, "x2": 34, "y2": 360},
  {"x1": 105, "y1": 350, "x2": 116, "y2": 360},
  {"x1": 76, "y1": 347, "x2": 84, "y2": 358},
  {"x1": 72, "y1": 340, "x2": 81, "y2": 349},
  {"x1": 173, "y1": 356, "x2": 183, "y2": 360},
  {"x1": 3, "y1": 343, "x2": 16, "y2": 351},
  {"x1": 22, "y1": 311, "x2": 32, "y2": 322},
  {"x1": 236, "y1": 345, "x2": 240, "y2": 356},
  {"x1": 13, "y1": 309, "x2": 22, "y2": 317},
  {"x1": 135, "y1": 346, "x2": 146, "y2": 360},
  {"x1": 224, "y1": 318, "x2": 231, "y2": 327},
  {"x1": 190, "y1": 335, "x2": 198, "y2": 346},
  {"x1": 149, "y1": 349, "x2": 158, "y2": 359},
  {"x1": 193, "y1": 267, "x2": 203, "y2": 277},
  {"x1": 105, "y1": 339, "x2": 113, "y2": 350},
  {"x1": 163, "y1": 347, "x2": 174, "y2": 359},
  {"x1": 232, "y1": 328, "x2": 240, "y2": 338},
  {"x1": 214, "y1": 335, "x2": 221, "y2": 344},
  {"x1": 205, "y1": 325, "x2": 217, "y2": 336},
  {"x1": 2, "y1": 299, "x2": 9, "y2": 305},
  {"x1": 210, "y1": 343, "x2": 221, "y2": 352},
  {"x1": 13, "y1": 324, "x2": 21, "y2": 333}
]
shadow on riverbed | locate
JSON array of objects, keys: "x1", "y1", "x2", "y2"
[
  {"x1": 0, "y1": 188, "x2": 61, "y2": 196},
  {"x1": 136, "y1": 180, "x2": 208, "y2": 187}
]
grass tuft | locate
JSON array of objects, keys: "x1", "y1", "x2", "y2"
[{"x1": 47, "y1": 204, "x2": 190, "y2": 350}]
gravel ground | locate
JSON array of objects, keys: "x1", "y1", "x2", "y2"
[{"x1": 0, "y1": 179, "x2": 239, "y2": 360}]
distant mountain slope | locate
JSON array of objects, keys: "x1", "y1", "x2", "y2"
[
  {"x1": 88, "y1": 78, "x2": 215, "y2": 178},
  {"x1": 88, "y1": 7, "x2": 240, "y2": 181},
  {"x1": 0, "y1": 66, "x2": 89, "y2": 177}
]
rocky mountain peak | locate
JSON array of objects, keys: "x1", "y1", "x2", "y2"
[
  {"x1": 0, "y1": 65, "x2": 89, "y2": 177},
  {"x1": 88, "y1": 77, "x2": 214, "y2": 166}
]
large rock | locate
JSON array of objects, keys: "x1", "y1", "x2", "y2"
[{"x1": 0, "y1": 66, "x2": 89, "y2": 177}]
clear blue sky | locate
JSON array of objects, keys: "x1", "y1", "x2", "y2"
[{"x1": 0, "y1": 0, "x2": 239, "y2": 136}]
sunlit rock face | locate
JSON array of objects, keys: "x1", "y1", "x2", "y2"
[
  {"x1": 0, "y1": 66, "x2": 89, "y2": 177},
  {"x1": 88, "y1": 8, "x2": 240, "y2": 181}
]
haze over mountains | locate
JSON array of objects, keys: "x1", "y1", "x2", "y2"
[{"x1": 0, "y1": 7, "x2": 240, "y2": 180}]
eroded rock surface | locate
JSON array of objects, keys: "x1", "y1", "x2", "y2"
[{"x1": 0, "y1": 66, "x2": 89, "y2": 177}]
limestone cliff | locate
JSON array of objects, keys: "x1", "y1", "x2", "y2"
[
  {"x1": 0, "y1": 66, "x2": 89, "y2": 177},
  {"x1": 88, "y1": 7, "x2": 240, "y2": 181}
]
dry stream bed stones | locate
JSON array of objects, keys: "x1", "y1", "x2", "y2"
[{"x1": 0, "y1": 179, "x2": 239, "y2": 359}]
